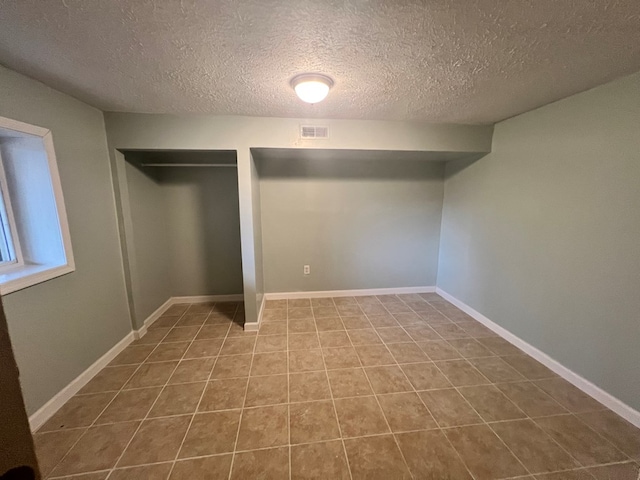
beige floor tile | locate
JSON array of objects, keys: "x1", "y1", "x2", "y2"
[
  {"x1": 334, "y1": 396, "x2": 389, "y2": 437},
  {"x1": 124, "y1": 361, "x2": 179, "y2": 389},
  {"x1": 333, "y1": 296, "x2": 358, "y2": 306},
  {"x1": 288, "y1": 318, "x2": 316, "y2": 333},
  {"x1": 211, "y1": 354, "x2": 252, "y2": 379},
  {"x1": 315, "y1": 316, "x2": 345, "y2": 332},
  {"x1": 534, "y1": 471, "x2": 594, "y2": 480},
  {"x1": 51, "y1": 422, "x2": 139, "y2": 476},
  {"x1": 187, "y1": 302, "x2": 215, "y2": 314},
  {"x1": 34, "y1": 428, "x2": 86, "y2": 477},
  {"x1": 179, "y1": 410, "x2": 241, "y2": 458},
  {"x1": 535, "y1": 414, "x2": 628, "y2": 466},
  {"x1": 109, "y1": 463, "x2": 173, "y2": 480},
  {"x1": 327, "y1": 368, "x2": 374, "y2": 398},
  {"x1": 491, "y1": 419, "x2": 580, "y2": 474},
  {"x1": 168, "y1": 357, "x2": 215, "y2": 384},
  {"x1": 219, "y1": 336, "x2": 256, "y2": 356},
  {"x1": 50, "y1": 471, "x2": 112, "y2": 479},
  {"x1": 289, "y1": 400, "x2": 341, "y2": 444},
  {"x1": 343, "y1": 434, "x2": 412, "y2": 480},
  {"x1": 587, "y1": 462, "x2": 640, "y2": 480},
  {"x1": 149, "y1": 316, "x2": 181, "y2": 330},
  {"x1": 405, "y1": 325, "x2": 442, "y2": 342},
  {"x1": 162, "y1": 326, "x2": 200, "y2": 343},
  {"x1": 288, "y1": 332, "x2": 320, "y2": 351},
  {"x1": 314, "y1": 307, "x2": 340, "y2": 319},
  {"x1": 366, "y1": 314, "x2": 400, "y2": 328},
  {"x1": 78, "y1": 366, "x2": 138, "y2": 394},
  {"x1": 458, "y1": 384, "x2": 527, "y2": 422},
  {"x1": 265, "y1": 299, "x2": 287, "y2": 309},
  {"x1": 184, "y1": 338, "x2": 223, "y2": 358},
  {"x1": 470, "y1": 356, "x2": 525, "y2": 382},
  {"x1": 360, "y1": 304, "x2": 389, "y2": 316},
  {"x1": 401, "y1": 362, "x2": 452, "y2": 390},
  {"x1": 110, "y1": 345, "x2": 156, "y2": 366},
  {"x1": 291, "y1": 440, "x2": 350, "y2": 480},
  {"x1": 244, "y1": 374, "x2": 288, "y2": 407},
  {"x1": 364, "y1": 365, "x2": 413, "y2": 394},
  {"x1": 311, "y1": 297, "x2": 335, "y2": 307},
  {"x1": 417, "y1": 340, "x2": 462, "y2": 360},
  {"x1": 250, "y1": 351, "x2": 288, "y2": 376},
  {"x1": 288, "y1": 298, "x2": 311, "y2": 308},
  {"x1": 445, "y1": 424, "x2": 528, "y2": 480},
  {"x1": 198, "y1": 378, "x2": 248, "y2": 411},
  {"x1": 170, "y1": 454, "x2": 232, "y2": 479},
  {"x1": 195, "y1": 324, "x2": 230, "y2": 340},
  {"x1": 392, "y1": 312, "x2": 423, "y2": 326},
  {"x1": 354, "y1": 344, "x2": 395, "y2": 366},
  {"x1": 236, "y1": 404, "x2": 289, "y2": 450},
  {"x1": 258, "y1": 321, "x2": 287, "y2": 335},
  {"x1": 254, "y1": 334, "x2": 287, "y2": 353},
  {"x1": 336, "y1": 305, "x2": 365, "y2": 317},
  {"x1": 535, "y1": 378, "x2": 607, "y2": 413},
  {"x1": 502, "y1": 354, "x2": 557, "y2": 380},
  {"x1": 396, "y1": 430, "x2": 473, "y2": 479},
  {"x1": 262, "y1": 308, "x2": 287, "y2": 321},
  {"x1": 96, "y1": 387, "x2": 161, "y2": 424},
  {"x1": 40, "y1": 392, "x2": 116, "y2": 432},
  {"x1": 148, "y1": 382, "x2": 206, "y2": 417},
  {"x1": 476, "y1": 336, "x2": 524, "y2": 355},
  {"x1": 176, "y1": 314, "x2": 208, "y2": 327},
  {"x1": 118, "y1": 416, "x2": 191, "y2": 467},
  {"x1": 447, "y1": 338, "x2": 494, "y2": 358},
  {"x1": 386, "y1": 342, "x2": 429, "y2": 364},
  {"x1": 435, "y1": 359, "x2": 490, "y2": 387},
  {"x1": 289, "y1": 371, "x2": 331, "y2": 402},
  {"x1": 318, "y1": 330, "x2": 352, "y2": 348},
  {"x1": 431, "y1": 323, "x2": 470, "y2": 340},
  {"x1": 419, "y1": 388, "x2": 483, "y2": 427},
  {"x1": 131, "y1": 328, "x2": 170, "y2": 345},
  {"x1": 288, "y1": 308, "x2": 314, "y2": 320},
  {"x1": 322, "y1": 346, "x2": 361, "y2": 369},
  {"x1": 145, "y1": 342, "x2": 190, "y2": 362},
  {"x1": 166, "y1": 304, "x2": 189, "y2": 316},
  {"x1": 375, "y1": 326, "x2": 413, "y2": 343},
  {"x1": 578, "y1": 410, "x2": 640, "y2": 460},
  {"x1": 347, "y1": 328, "x2": 383, "y2": 346},
  {"x1": 230, "y1": 447, "x2": 289, "y2": 479},
  {"x1": 340, "y1": 315, "x2": 371, "y2": 329},
  {"x1": 496, "y1": 381, "x2": 568, "y2": 418},
  {"x1": 289, "y1": 348, "x2": 324, "y2": 372},
  {"x1": 377, "y1": 392, "x2": 437, "y2": 432}
]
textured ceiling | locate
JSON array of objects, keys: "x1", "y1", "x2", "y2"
[{"x1": 0, "y1": 1, "x2": 639, "y2": 124}]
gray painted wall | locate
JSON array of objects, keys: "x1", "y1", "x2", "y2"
[
  {"x1": 0, "y1": 65, "x2": 131, "y2": 414},
  {"x1": 438, "y1": 71, "x2": 640, "y2": 410},
  {"x1": 123, "y1": 161, "x2": 243, "y2": 324},
  {"x1": 123, "y1": 163, "x2": 172, "y2": 327},
  {"x1": 259, "y1": 155, "x2": 445, "y2": 292}
]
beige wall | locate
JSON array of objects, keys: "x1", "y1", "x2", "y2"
[
  {"x1": 0, "y1": 66, "x2": 131, "y2": 414},
  {"x1": 438, "y1": 71, "x2": 640, "y2": 410}
]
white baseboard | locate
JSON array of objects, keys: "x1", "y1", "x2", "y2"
[
  {"x1": 244, "y1": 295, "x2": 265, "y2": 332},
  {"x1": 435, "y1": 288, "x2": 640, "y2": 429},
  {"x1": 264, "y1": 286, "x2": 436, "y2": 301},
  {"x1": 28, "y1": 331, "x2": 135, "y2": 432}
]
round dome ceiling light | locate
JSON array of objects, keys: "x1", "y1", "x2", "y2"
[{"x1": 291, "y1": 74, "x2": 334, "y2": 104}]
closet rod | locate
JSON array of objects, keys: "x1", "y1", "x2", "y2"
[{"x1": 141, "y1": 163, "x2": 237, "y2": 168}]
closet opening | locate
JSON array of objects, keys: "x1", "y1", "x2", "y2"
[{"x1": 120, "y1": 149, "x2": 245, "y2": 331}]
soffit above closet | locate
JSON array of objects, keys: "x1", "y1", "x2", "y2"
[
  {"x1": 123, "y1": 150, "x2": 237, "y2": 169},
  {"x1": 1, "y1": 1, "x2": 639, "y2": 124},
  {"x1": 251, "y1": 148, "x2": 481, "y2": 163}
]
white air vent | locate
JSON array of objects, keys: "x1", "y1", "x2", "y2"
[{"x1": 300, "y1": 125, "x2": 329, "y2": 139}]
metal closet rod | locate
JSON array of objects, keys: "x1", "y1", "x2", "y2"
[{"x1": 141, "y1": 163, "x2": 237, "y2": 168}]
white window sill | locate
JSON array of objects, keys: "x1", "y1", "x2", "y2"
[{"x1": 0, "y1": 263, "x2": 74, "y2": 295}]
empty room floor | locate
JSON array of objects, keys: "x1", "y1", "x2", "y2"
[{"x1": 33, "y1": 294, "x2": 640, "y2": 479}]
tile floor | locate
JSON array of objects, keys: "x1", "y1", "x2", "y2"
[{"x1": 33, "y1": 294, "x2": 640, "y2": 479}]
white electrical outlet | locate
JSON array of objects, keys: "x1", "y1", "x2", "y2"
[{"x1": 303, "y1": 265, "x2": 310, "y2": 275}]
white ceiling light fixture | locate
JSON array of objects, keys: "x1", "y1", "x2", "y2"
[{"x1": 291, "y1": 73, "x2": 334, "y2": 104}]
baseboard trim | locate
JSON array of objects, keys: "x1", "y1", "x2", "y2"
[
  {"x1": 28, "y1": 331, "x2": 135, "y2": 432},
  {"x1": 172, "y1": 294, "x2": 244, "y2": 304},
  {"x1": 244, "y1": 296, "x2": 265, "y2": 332},
  {"x1": 264, "y1": 286, "x2": 436, "y2": 300},
  {"x1": 435, "y1": 288, "x2": 640, "y2": 429}
]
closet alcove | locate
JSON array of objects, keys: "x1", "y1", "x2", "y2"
[{"x1": 120, "y1": 150, "x2": 244, "y2": 329}]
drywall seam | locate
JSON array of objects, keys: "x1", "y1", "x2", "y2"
[
  {"x1": 264, "y1": 286, "x2": 436, "y2": 300},
  {"x1": 436, "y1": 288, "x2": 640, "y2": 429},
  {"x1": 28, "y1": 331, "x2": 135, "y2": 432}
]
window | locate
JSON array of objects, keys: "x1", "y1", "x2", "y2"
[{"x1": 0, "y1": 116, "x2": 74, "y2": 294}]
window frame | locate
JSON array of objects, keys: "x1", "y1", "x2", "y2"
[{"x1": 0, "y1": 115, "x2": 75, "y2": 295}]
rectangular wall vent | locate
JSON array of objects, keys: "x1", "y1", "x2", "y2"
[{"x1": 300, "y1": 125, "x2": 329, "y2": 139}]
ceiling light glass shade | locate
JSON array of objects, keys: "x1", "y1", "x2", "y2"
[{"x1": 291, "y1": 74, "x2": 333, "y2": 104}]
